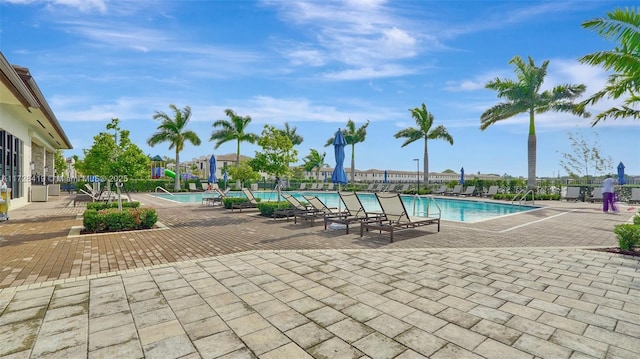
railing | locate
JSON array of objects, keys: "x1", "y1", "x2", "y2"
[
  {"x1": 154, "y1": 186, "x2": 173, "y2": 196},
  {"x1": 412, "y1": 194, "x2": 442, "y2": 218},
  {"x1": 512, "y1": 189, "x2": 534, "y2": 205}
]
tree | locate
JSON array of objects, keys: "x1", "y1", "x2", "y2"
[
  {"x1": 210, "y1": 109, "x2": 259, "y2": 166},
  {"x1": 303, "y1": 149, "x2": 328, "y2": 181},
  {"x1": 325, "y1": 119, "x2": 370, "y2": 182},
  {"x1": 578, "y1": 7, "x2": 640, "y2": 125},
  {"x1": 481, "y1": 56, "x2": 589, "y2": 190},
  {"x1": 250, "y1": 125, "x2": 298, "y2": 180},
  {"x1": 75, "y1": 118, "x2": 150, "y2": 179},
  {"x1": 147, "y1": 105, "x2": 201, "y2": 191},
  {"x1": 558, "y1": 131, "x2": 613, "y2": 181},
  {"x1": 227, "y1": 160, "x2": 261, "y2": 189},
  {"x1": 53, "y1": 150, "x2": 66, "y2": 177},
  {"x1": 394, "y1": 103, "x2": 453, "y2": 185},
  {"x1": 282, "y1": 122, "x2": 304, "y2": 146}
]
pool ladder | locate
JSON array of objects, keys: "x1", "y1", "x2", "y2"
[
  {"x1": 155, "y1": 186, "x2": 174, "y2": 196},
  {"x1": 412, "y1": 194, "x2": 442, "y2": 218},
  {"x1": 512, "y1": 189, "x2": 534, "y2": 205}
]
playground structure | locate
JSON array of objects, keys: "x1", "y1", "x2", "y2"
[{"x1": 150, "y1": 155, "x2": 196, "y2": 181}]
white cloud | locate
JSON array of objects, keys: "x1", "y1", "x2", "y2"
[
  {"x1": 3, "y1": 0, "x2": 108, "y2": 13},
  {"x1": 323, "y1": 64, "x2": 415, "y2": 80}
]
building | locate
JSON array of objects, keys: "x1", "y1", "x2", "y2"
[{"x1": 0, "y1": 52, "x2": 72, "y2": 209}]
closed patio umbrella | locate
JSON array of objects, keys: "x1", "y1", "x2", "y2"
[
  {"x1": 208, "y1": 155, "x2": 217, "y2": 184},
  {"x1": 383, "y1": 170, "x2": 388, "y2": 183},
  {"x1": 617, "y1": 162, "x2": 625, "y2": 185},
  {"x1": 331, "y1": 129, "x2": 348, "y2": 187},
  {"x1": 460, "y1": 167, "x2": 464, "y2": 185}
]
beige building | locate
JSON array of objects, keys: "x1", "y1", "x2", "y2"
[{"x1": 0, "y1": 52, "x2": 72, "y2": 209}]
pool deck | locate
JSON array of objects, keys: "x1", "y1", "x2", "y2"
[{"x1": 0, "y1": 193, "x2": 638, "y2": 358}]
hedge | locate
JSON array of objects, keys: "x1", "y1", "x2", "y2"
[
  {"x1": 83, "y1": 207, "x2": 158, "y2": 233},
  {"x1": 86, "y1": 201, "x2": 140, "y2": 210}
]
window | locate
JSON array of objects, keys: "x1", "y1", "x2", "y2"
[{"x1": 0, "y1": 130, "x2": 23, "y2": 199}]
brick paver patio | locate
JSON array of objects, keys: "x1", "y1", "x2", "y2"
[{"x1": 0, "y1": 193, "x2": 638, "y2": 358}]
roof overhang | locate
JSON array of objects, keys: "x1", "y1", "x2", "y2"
[{"x1": 0, "y1": 51, "x2": 73, "y2": 150}]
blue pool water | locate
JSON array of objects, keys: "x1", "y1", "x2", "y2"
[{"x1": 151, "y1": 191, "x2": 538, "y2": 223}]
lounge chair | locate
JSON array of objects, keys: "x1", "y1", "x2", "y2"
[
  {"x1": 435, "y1": 185, "x2": 447, "y2": 195},
  {"x1": 297, "y1": 195, "x2": 348, "y2": 226},
  {"x1": 298, "y1": 183, "x2": 307, "y2": 190},
  {"x1": 446, "y1": 185, "x2": 462, "y2": 196},
  {"x1": 324, "y1": 192, "x2": 385, "y2": 234},
  {"x1": 590, "y1": 188, "x2": 603, "y2": 202},
  {"x1": 202, "y1": 187, "x2": 228, "y2": 206},
  {"x1": 371, "y1": 183, "x2": 386, "y2": 192},
  {"x1": 275, "y1": 194, "x2": 319, "y2": 220},
  {"x1": 325, "y1": 183, "x2": 334, "y2": 191},
  {"x1": 230, "y1": 188, "x2": 259, "y2": 212},
  {"x1": 395, "y1": 184, "x2": 411, "y2": 193},
  {"x1": 360, "y1": 192, "x2": 440, "y2": 243},
  {"x1": 364, "y1": 183, "x2": 376, "y2": 192},
  {"x1": 629, "y1": 188, "x2": 640, "y2": 204},
  {"x1": 459, "y1": 186, "x2": 476, "y2": 197},
  {"x1": 483, "y1": 186, "x2": 499, "y2": 198},
  {"x1": 188, "y1": 183, "x2": 202, "y2": 192},
  {"x1": 73, "y1": 189, "x2": 96, "y2": 206},
  {"x1": 562, "y1": 187, "x2": 581, "y2": 202}
]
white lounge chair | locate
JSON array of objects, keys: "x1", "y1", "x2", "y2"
[
  {"x1": 590, "y1": 188, "x2": 603, "y2": 202},
  {"x1": 323, "y1": 192, "x2": 384, "y2": 234},
  {"x1": 562, "y1": 187, "x2": 581, "y2": 202},
  {"x1": 360, "y1": 192, "x2": 440, "y2": 242},
  {"x1": 629, "y1": 188, "x2": 640, "y2": 204},
  {"x1": 483, "y1": 186, "x2": 499, "y2": 198},
  {"x1": 459, "y1": 186, "x2": 476, "y2": 197}
]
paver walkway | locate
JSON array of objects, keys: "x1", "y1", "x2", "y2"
[{"x1": 0, "y1": 193, "x2": 638, "y2": 358}]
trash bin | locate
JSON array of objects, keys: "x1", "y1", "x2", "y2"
[{"x1": 0, "y1": 188, "x2": 9, "y2": 221}]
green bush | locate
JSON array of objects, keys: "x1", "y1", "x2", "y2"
[
  {"x1": 257, "y1": 201, "x2": 292, "y2": 216},
  {"x1": 633, "y1": 212, "x2": 640, "y2": 226},
  {"x1": 86, "y1": 201, "x2": 140, "y2": 210},
  {"x1": 83, "y1": 207, "x2": 158, "y2": 233},
  {"x1": 614, "y1": 224, "x2": 640, "y2": 251},
  {"x1": 222, "y1": 197, "x2": 260, "y2": 209}
]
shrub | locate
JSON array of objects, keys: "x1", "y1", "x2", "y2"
[
  {"x1": 614, "y1": 224, "x2": 640, "y2": 251},
  {"x1": 257, "y1": 201, "x2": 292, "y2": 217},
  {"x1": 222, "y1": 197, "x2": 260, "y2": 209},
  {"x1": 86, "y1": 201, "x2": 140, "y2": 210},
  {"x1": 83, "y1": 207, "x2": 158, "y2": 233},
  {"x1": 633, "y1": 212, "x2": 640, "y2": 226}
]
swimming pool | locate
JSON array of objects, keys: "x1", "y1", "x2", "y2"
[{"x1": 151, "y1": 191, "x2": 538, "y2": 223}]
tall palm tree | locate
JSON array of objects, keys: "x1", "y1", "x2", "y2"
[
  {"x1": 148, "y1": 104, "x2": 202, "y2": 191},
  {"x1": 578, "y1": 7, "x2": 640, "y2": 125},
  {"x1": 303, "y1": 149, "x2": 328, "y2": 181},
  {"x1": 210, "y1": 109, "x2": 259, "y2": 166},
  {"x1": 481, "y1": 56, "x2": 589, "y2": 190},
  {"x1": 325, "y1": 119, "x2": 370, "y2": 182},
  {"x1": 394, "y1": 103, "x2": 453, "y2": 185},
  {"x1": 282, "y1": 122, "x2": 304, "y2": 146}
]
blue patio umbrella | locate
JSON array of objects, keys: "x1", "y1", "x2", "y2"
[
  {"x1": 460, "y1": 167, "x2": 465, "y2": 185},
  {"x1": 331, "y1": 129, "x2": 348, "y2": 186},
  {"x1": 324, "y1": 171, "x2": 327, "y2": 182},
  {"x1": 617, "y1": 162, "x2": 625, "y2": 185},
  {"x1": 383, "y1": 170, "x2": 388, "y2": 183},
  {"x1": 208, "y1": 155, "x2": 217, "y2": 184}
]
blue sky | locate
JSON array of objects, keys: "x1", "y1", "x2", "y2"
[{"x1": 1, "y1": 0, "x2": 639, "y2": 177}]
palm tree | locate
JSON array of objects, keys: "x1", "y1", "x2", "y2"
[
  {"x1": 325, "y1": 119, "x2": 370, "y2": 182},
  {"x1": 394, "y1": 103, "x2": 453, "y2": 185},
  {"x1": 282, "y1": 122, "x2": 304, "y2": 146},
  {"x1": 578, "y1": 7, "x2": 640, "y2": 125},
  {"x1": 210, "y1": 109, "x2": 259, "y2": 166},
  {"x1": 303, "y1": 149, "x2": 328, "y2": 181},
  {"x1": 148, "y1": 104, "x2": 202, "y2": 191},
  {"x1": 481, "y1": 56, "x2": 589, "y2": 190}
]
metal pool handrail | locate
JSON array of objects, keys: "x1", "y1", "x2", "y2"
[
  {"x1": 155, "y1": 186, "x2": 173, "y2": 196},
  {"x1": 411, "y1": 194, "x2": 442, "y2": 218}
]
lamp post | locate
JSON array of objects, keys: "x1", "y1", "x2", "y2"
[{"x1": 413, "y1": 158, "x2": 419, "y2": 194}]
